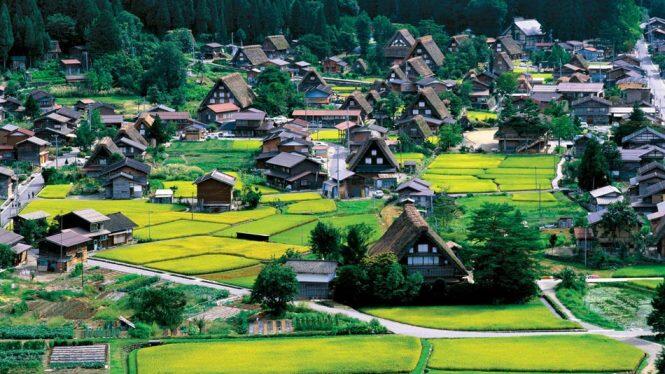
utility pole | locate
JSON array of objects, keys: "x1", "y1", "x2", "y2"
[{"x1": 52, "y1": 135, "x2": 60, "y2": 168}]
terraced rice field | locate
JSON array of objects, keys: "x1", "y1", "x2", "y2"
[
  {"x1": 216, "y1": 214, "x2": 317, "y2": 238},
  {"x1": 38, "y1": 184, "x2": 72, "y2": 199},
  {"x1": 136, "y1": 335, "x2": 421, "y2": 373},
  {"x1": 286, "y1": 199, "x2": 336, "y2": 214},
  {"x1": 95, "y1": 236, "x2": 307, "y2": 265},
  {"x1": 427, "y1": 335, "x2": 644, "y2": 373},
  {"x1": 271, "y1": 213, "x2": 383, "y2": 246},
  {"x1": 311, "y1": 128, "x2": 340, "y2": 142},
  {"x1": 200, "y1": 264, "x2": 264, "y2": 288},
  {"x1": 362, "y1": 299, "x2": 580, "y2": 331},
  {"x1": 134, "y1": 220, "x2": 229, "y2": 240},
  {"x1": 166, "y1": 139, "x2": 260, "y2": 171},
  {"x1": 147, "y1": 254, "x2": 260, "y2": 275},
  {"x1": 423, "y1": 154, "x2": 558, "y2": 193},
  {"x1": 260, "y1": 192, "x2": 322, "y2": 203}
]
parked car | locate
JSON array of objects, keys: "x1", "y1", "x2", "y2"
[{"x1": 372, "y1": 190, "x2": 384, "y2": 199}]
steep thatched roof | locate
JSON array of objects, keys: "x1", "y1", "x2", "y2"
[
  {"x1": 220, "y1": 73, "x2": 256, "y2": 109},
  {"x1": 369, "y1": 204, "x2": 469, "y2": 275},
  {"x1": 403, "y1": 115, "x2": 433, "y2": 137},
  {"x1": 235, "y1": 45, "x2": 269, "y2": 66},
  {"x1": 404, "y1": 56, "x2": 434, "y2": 78},
  {"x1": 388, "y1": 64, "x2": 408, "y2": 81},
  {"x1": 383, "y1": 29, "x2": 416, "y2": 59},
  {"x1": 264, "y1": 35, "x2": 290, "y2": 51},
  {"x1": 347, "y1": 136, "x2": 399, "y2": 172},
  {"x1": 408, "y1": 36, "x2": 445, "y2": 67},
  {"x1": 498, "y1": 36, "x2": 523, "y2": 57},
  {"x1": 116, "y1": 123, "x2": 148, "y2": 146},
  {"x1": 416, "y1": 87, "x2": 450, "y2": 119},
  {"x1": 342, "y1": 91, "x2": 373, "y2": 115}
]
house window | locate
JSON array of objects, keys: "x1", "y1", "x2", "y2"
[
  {"x1": 432, "y1": 246, "x2": 438, "y2": 253},
  {"x1": 409, "y1": 246, "x2": 414, "y2": 253},
  {"x1": 99, "y1": 159, "x2": 106, "y2": 165},
  {"x1": 377, "y1": 157, "x2": 383, "y2": 164},
  {"x1": 365, "y1": 157, "x2": 372, "y2": 164},
  {"x1": 371, "y1": 149, "x2": 377, "y2": 156},
  {"x1": 412, "y1": 109, "x2": 418, "y2": 115},
  {"x1": 419, "y1": 101, "x2": 425, "y2": 107},
  {"x1": 425, "y1": 109, "x2": 431, "y2": 115},
  {"x1": 418, "y1": 244, "x2": 428, "y2": 253}
]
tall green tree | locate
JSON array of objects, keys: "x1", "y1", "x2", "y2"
[
  {"x1": 467, "y1": 203, "x2": 541, "y2": 303},
  {"x1": 251, "y1": 262, "x2": 298, "y2": 314},
  {"x1": 340, "y1": 223, "x2": 373, "y2": 265},
  {"x1": 309, "y1": 221, "x2": 341, "y2": 260},
  {"x1": 0, "y1": 244, "x2": 14, "y2": 268},
  {"x1": 577, "y1": 138, "x2": 609, "y2": 191},
  {"x1": 129, "y1": 286, "x2": 187, "y2": 330},
  {"x1": 88, "y1": 9, "x2": 122, "y2": 56},
  {"x1": 355, "y1": 11, "x2": 372, "y2": 55},
  {"x1": 253, "y1": 66, "x2": 304, "y2": 116},
  {"x1": 0, "y1": 4, "x2": 14, "y2": 69}
]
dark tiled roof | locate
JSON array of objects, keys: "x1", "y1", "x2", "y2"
[{"x1": 105, "y1": 212, "x2": 138, "y2": 233}]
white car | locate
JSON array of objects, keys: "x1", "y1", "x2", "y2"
[{"x1": 372, "y1": 190, "x2": 384, "y2": 199}]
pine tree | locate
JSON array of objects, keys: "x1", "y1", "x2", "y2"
[
  {"x1": 0, "y1": 4, "x2": 13, "y2": 70},
  {"x1": 355, "y1": 11, "x2": 372, "y2": 55},
  {"x1": 88, "y1": 9, "x2": 122, "y2": 56}
]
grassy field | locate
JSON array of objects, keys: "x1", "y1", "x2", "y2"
[
  {"x1": 440, "y1": 192, "x2": 584, "y2": 243},
  {"x1": 630, "y1": 279, "x2": 663, "y2": 290},
  {"x1": 37, "y1": 184, "x2": 72, "y2": 199},
  {"x1": 511, "y1": 192, "x2": 557, "y2": 202},
  {"x1": 286, "y1": 199, "x2": 337, "y2": 214},
  {"x1": 427, "y1": 335, "x2": 644, "y2": 372},
  {"x1": 612, "y1": 265, "x2": 665, "y2": 278},
  {"x1": 311, "y1": 128, "x2": 339, "y2": 142},
  {"x1": 166, "y1": 139, "x2": 260, "y2": 171},
  {"x1": 466, "y1": 110, "x2": 497, "y2": 122},
  {"x1": 362, "y1": 299, "x2": 580, "y2": 331},
  {"x1": 200, "y1": 264, "x2": 264, "y2": 288},
  {"x1": 394, "y1": 152, "x2": 426, "y2": 164},
  {"x1": 216, "y1": 214, "x2": 317, "y2": 238},
  {"x1": 136, "y1": 335, "x2": 421, "y2": 373},
  {"x1": 146, "y1": 254, "x2": 260, "y2": 275},
  {"x1": 272, "y1": 213, "x2": 383, "y2": 246},
  {"x1": 134, "y1": 220, "x2": 229, "y2": 240},
  {"x1": 162, "y1": 181, "x2": 196, "y2": 198},
  {"x1": 95, "y1": 236, "x2": 307, "y2": 264},
  {"x1": 424, "y1": 154, "x2": 559, "y2": 193},
  {"x1": 260, "y1": 192, "x2": 322, "y2": 203}
]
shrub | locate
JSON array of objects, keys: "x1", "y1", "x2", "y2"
[
  {"x1": 226, "y1": 310, "x2": 253, "y2": 334},
  {"x1": 11, "y1": 301, "x2": 28, "y2": 316},
  {"x1": 118, "y1": 276, "x2": 159, "y2": 292},
  {"x1": 71, "y1": 177, "x2": 101, "y2": 195},
  {"x1": 129, "y1": 322, "x2": 153, "y2": 338},
  {"x1": 151, "y1": 164, "x2": 204, "y2": 181},
  {"x1": 555, "y1": 267, "x2": 587, "y2": 292}
]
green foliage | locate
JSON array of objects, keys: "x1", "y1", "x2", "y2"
[
  {"x1": 0, "y1": 244, "x2": 14, "y2": 268},
  {"x1": 128, "y1": 322, "x2": 153, "y2": 338},
  {"x1": 467, "y1": 203, "x2": 540, "y2": 303},
  {"x1": 577, "y1": 138, "x2": 609, "y2": 191},
  {"x1": 129, "y1": 286, "x2": 187, "y2": 329},
  {"x1": 251, "y1": 262, "x2": 299, "y2": 315},
  {"x1": 495, "y1": 72, "x2": 519, "y2": 95},
  {"x1": 648, "y1": 281, "x2": 665, "y2": 336},
  {"x1": 555, "y1": 267, "x2": 587, "y2": 292},
  {"x1": 439, "y1": 123, "x2": 463, "y2": 151},
  {"x1": 253, "y1": 66, "x2": 304, "y2": 116},
  {"x1": 0, "y1": 325, "x2": 73, "y2": 339},
  {"x1": 309, "y1": 221, "x2": 341, "y2": 261},
  {"x1": 24, "y1": 95, "x2": 40, "y2": 118},
  {"x1": 240, "y1": 187, "x2": 262, "y2": 209},
  {"x1": 340, "y1": 223, "x2": 373, "y2": 265},
  {"x1": 88, "y1": 8, "x2": 121, "y2": 56},
  {"x1": 151, "y1": 115, "x2": 175, "y2": 145},
  {"x1": 355, "y1": 11, "x2": 371, "y2": 55},
  {"x1": 0, "y1": 4, "x2": 14, "y2": 68},
  {"x1": 142, "y1": 41, "x2": 187, "y2": 96}
]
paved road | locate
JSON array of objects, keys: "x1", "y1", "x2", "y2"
[
  {"x1": 637, "y1": 39, "x2": 665, "y2": 119},
  {"x1": 87, "y1": 258, "x2": 250, "y2": 296},
  {"x1": 551, "y1": 156, "x2": 565, "y2": 190},
  {"x1": 0, "y1": 173, "x2": 44, "y2": 227}
]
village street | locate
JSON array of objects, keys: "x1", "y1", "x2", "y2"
[
  {"x1": 637, "y1": 39, "x2": 665, "y2": 119},
  {"x1": 0, "y1": 173, "x2": 43, "y2": 227}
]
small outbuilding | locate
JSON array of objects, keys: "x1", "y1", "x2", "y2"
[{"x1": 285, "y1": 260, "x2": 338, "y2": 299}]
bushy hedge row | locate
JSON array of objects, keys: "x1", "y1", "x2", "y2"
[
  {"x1": 0, "y1": 325, "x2": 74, "y2": 339},
  {"x1": 118, "y1": 276, "x2": 159, "y2": 292},
  {"x1": 0, "y1": 340, "x2": 45, "y2": 351},
  {"x1": 0, "y1": 341, "x2": 45, "y2": 371},
  {"x1": 291, "y1": 312, "x2": 387, "y2": 335},
  {"x1": 50, "y1": 362, "x2": 106, "y2": 369}
]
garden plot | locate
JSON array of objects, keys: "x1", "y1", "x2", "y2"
[
  {"x1": 271, "y1": 213, "x2": 384, "y2": 246},
  {"x1": 423, "y1": 154, "x2": 559, "y2": 193},
  {"x1": 95, "y1": 236, "x2": 307, "y2": 265},
  {"x1": 362, "y1": 299, "x2": 580, "y2": 331},
  {"x1": 134, "y1": 220, "x2": 229, "y2": 240},
  {"x1": 427, "y1": 335, "x2": 644, "y2": 373},
  {"x1": 38, "y1": 184, "x2": 72, "y2": 199},
  {"x1": 136, "y1": 335, "x2": 421, "y2": 374},
  {"x1": 216, "y1": 214, "x2": 317, "y2": 238}
]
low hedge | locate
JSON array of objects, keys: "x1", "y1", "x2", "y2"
[
  {"x1": 50, "y1": 361, "x2": 106, "y2": 369},
  {"x1": 0, "y1": 325, "x2": 74, "y2": 339}
]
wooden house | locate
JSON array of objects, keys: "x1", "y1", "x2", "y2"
[
  {"x1": 340, "y1": 91, "x2": 373, "y2": 120},
  {"x1": 383, "y1": 29, "x2": 416, "y2": 65},
  {"x1": 285, "y1": 260, "x2": 337, "y2": 299},
  {"x1": 46, "y1": 40, "x2": 62, "y2": 60},
  {"x1": 402, "y1": 56, "x2": 435, "y2": 82},
  {"x1": 398, "y1": 115, "x2": 433, "y2": 144},
  {"x1": 99, "y1": 158, "x2": 151, "y2": 199},
  {"x1": 448, "y1": 34, "x2": 470, "y2": 53},
  {"x1": 322, "y1": 169, "x2": 367, "y2": 199},
  {"x1": 589, "y1": 185, "x2": 623, "y2": 212},
  {"x1": 292, "y1": 109, "x2": 361, "y2": 128},
  {"x1": 353, "y1": 58, "x2": 368, "y2": 75},
  {"x1": 401, "y1": 87, "x2": 451, "y2": 132},
  {"x1": 622, "y1": 127, "x2": 665, "y2": 149},
  {"x1": 571, "y1": 96, "x2": 612, "y2": 125},
  {"x1": 264, "y1": 152, "x2": 325, "y2": 190},
  {"x1": 133, "y1": 114, "x2": 156, "y2": 146},
  {"x1": 396, "y1": 178, "x2": 435, "y2": 211},
  {"x1": 194, "y1": 170, "x2": 236, "y2": 212},
  {"x1": 198, "y1": 73, "x2": 256, "y2": 122},
  {"x1": 0, "y1": 124, "x2": 34, "y2": 147},
  {"x1": 0, "y1": 167, "x2": 16, "y2": 200},
  {"x1": 0, "y1": 228, "x2": 30, "y2": 266},
  {"x1": 15, "y1": 136, "x2": 49, "y2": 166},
  {"x1": 60, "y1": 59, "x2": 82, "y2": 75},
  {"x1": 588, "y1": 207, "x2": 642, "y2": 251},
  {"x1": 151, "y1": 189, "x2": 174, "y2": 204},
  {"x1": 556, "y1": 83, "x2": 604, "y2": 101},
  {"x1": 229, "y1": 109, "x2": 273, "y2": 137},
  {"x1": 262, "y1": 35, "x2": 290, "y2": 59},
  {"x1": 184, "y1": 124, "x2": 207, "y2": 141},
  {"x1": 629, "y1": 162, "x2": 665, "y2": 213},
  {"x1": 29, "y1": 90, "x2": 55, "y2": 109},
  {"x1": 369, "y1": 203, "x2": 469, "y2": 282},
  {"x1": 84, "y1": 137, "x2": 123, "y2": 176},
  {"x1": 105, "y1": 212, "x2": 138, "y2": 247},
  {"x1": 199, "y1": 103, "x2": 240, "y2": 124},
  {"x1": 492, "y1": 51, "x2": 514, "y2": 75},
  {"x1": 322, "y1": 56, "x2": 348, "y2": 75},
  {"x1": 297, "y1": 70, "x2": 333, "y2": 106},
  {"x1": 201, "y1": 42, "x2": 224, "y2": 59},
  {"x1": 619, "y1": 145, "x2": 665, "y2": 179},
  {"x1": 38, "y1": 229, "x2": 91, "y2": 272},
  {"x1": 114, "y1": 123, "x2": 148, "y2": 158},
  {"x1": 495, "y1": 115, "x2": 549, "y2": 153},
  {"x1": 502, "y1": 17, "x2": 545, "y2": 50},
  {"x1": 347, "y1": 137, "x2": 399, "y2": 189},
  {"x1": 13, "y1": 211, "x2": 49, "y2": 236},
  {"x1": 495, "y1": 36, "x2": 524, "y2": 59},
  {"x1": 405, "y1": 36, "x2": 445, "y2": 72},
  {"x1": 231, "y1": 45, "x2": 268, "y2": 68}
]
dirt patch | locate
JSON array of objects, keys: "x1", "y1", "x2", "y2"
[{"x1": 29, "y1": 299, "x2": 96, "y2": 320}]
